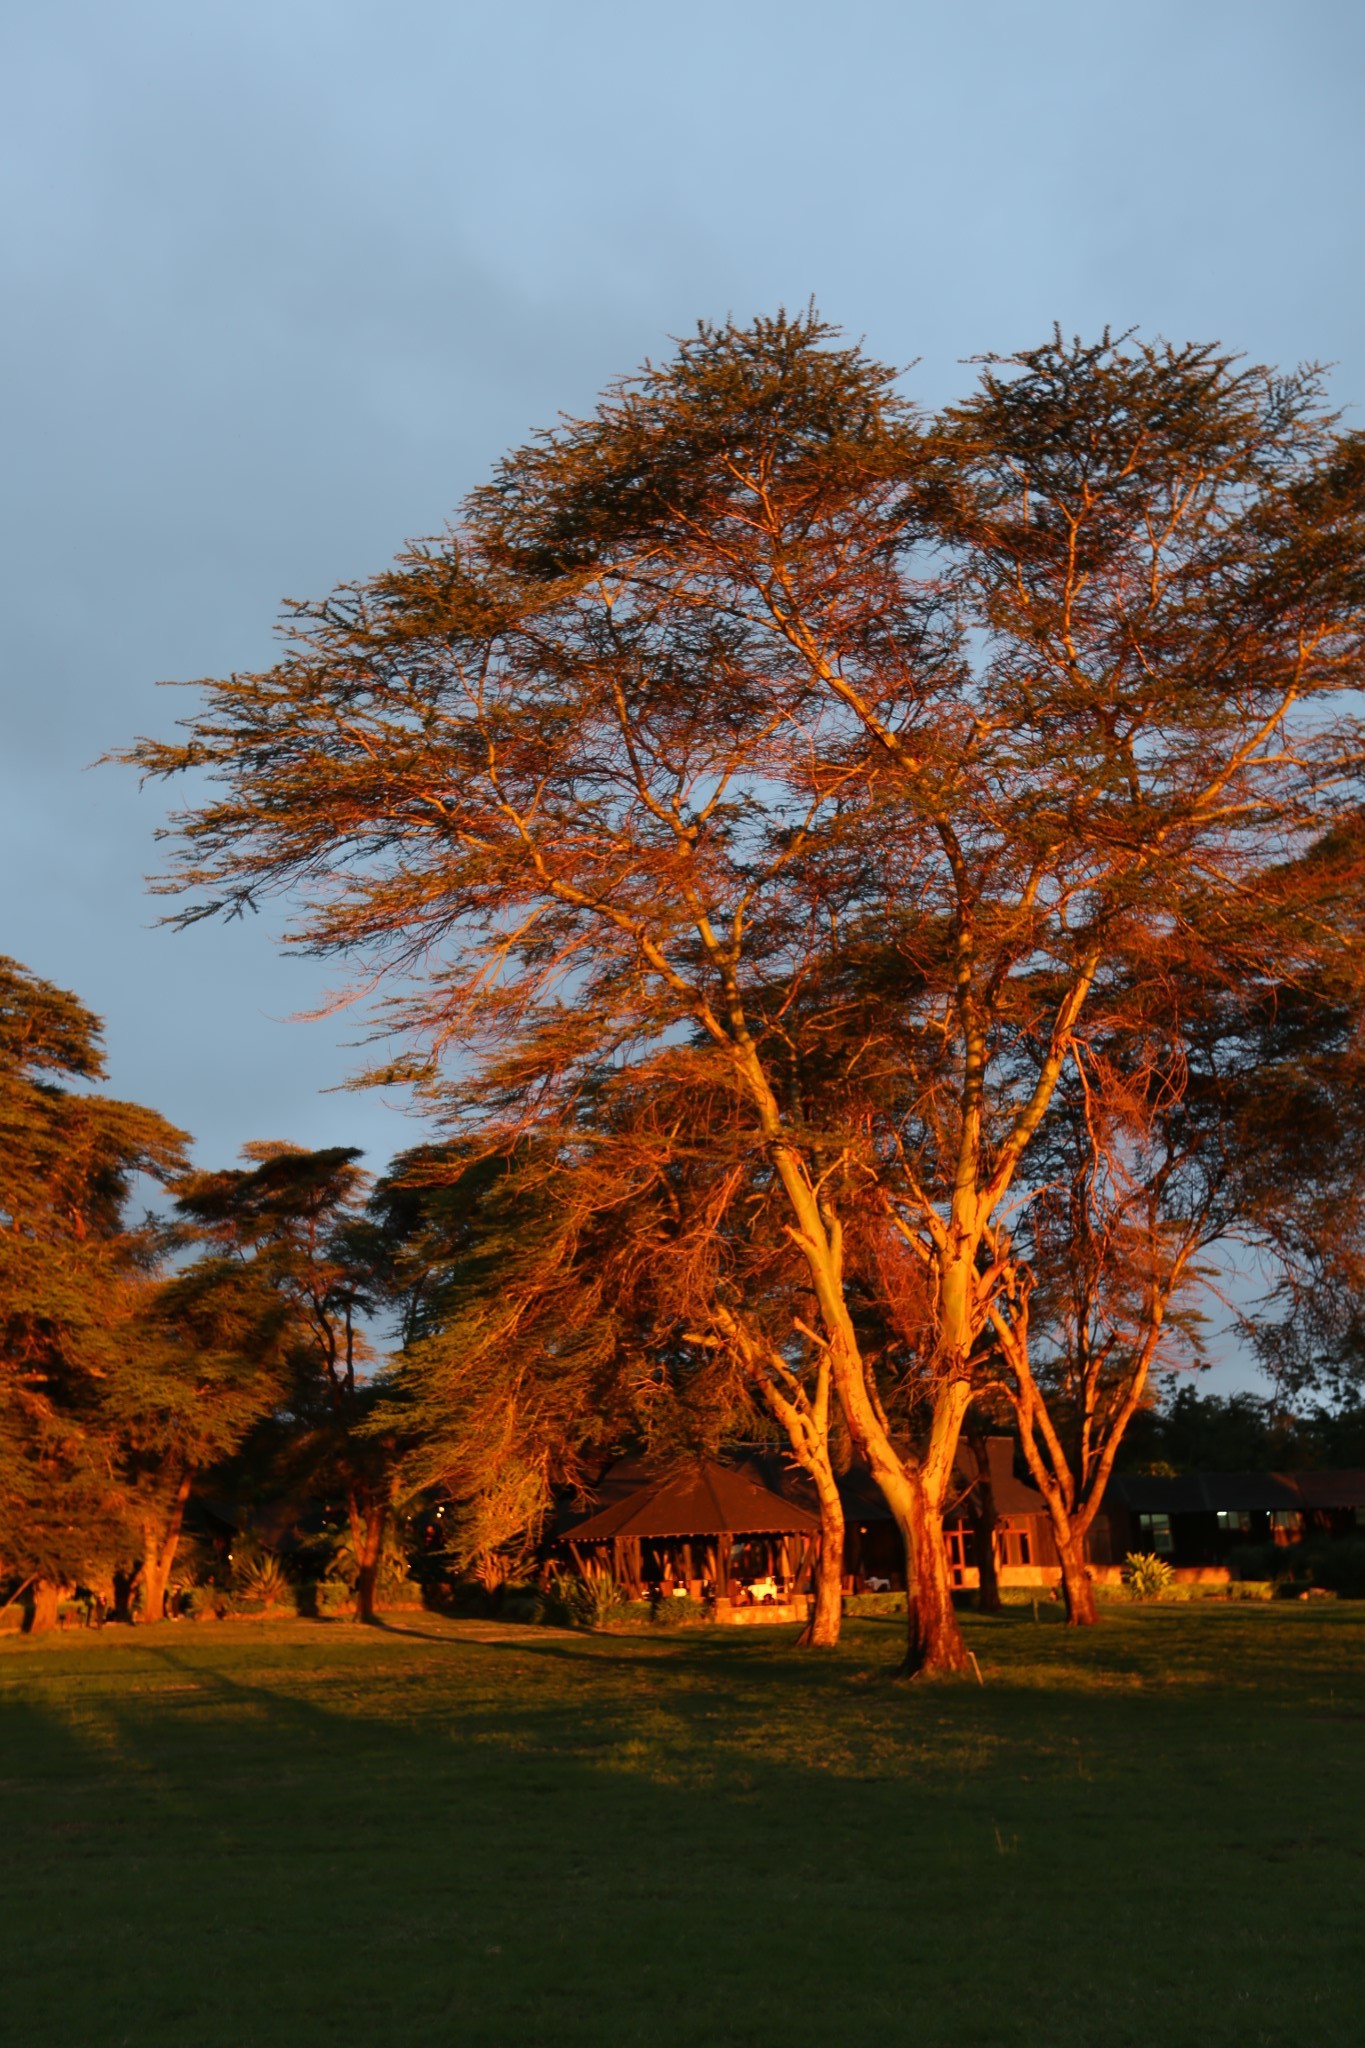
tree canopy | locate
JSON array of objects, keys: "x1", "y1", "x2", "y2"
[{"x1": 122, "y1": 312, "x2": 1365, "y2": 1667}]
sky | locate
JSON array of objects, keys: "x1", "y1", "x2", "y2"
[{"x1": 3, "y1": 1, "x2": 1363, "y2": 1372}]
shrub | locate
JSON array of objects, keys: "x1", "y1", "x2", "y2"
[
  {"x1": 1229, "y1": 1539, "x2": 1365, "y2": 1598},
  {"x1": 295, "y1": 1522, "x2": 426, "y2": 1614},
  {"x1": 314, "y1": 1577, "x2": 358, "y2": 1619},
  {"x1": 1302, "y1": 1541, "x2": 1365, "y2": 1599},
  {"x1": 498, "y1": 1586, "x2": 547, "y2": 1625},
  {"x1": 650, "y1": 1592, "x2": 708, "y2": 1629},
  {"x1": 176, "y1": 1584, "x2": 233, "y2": 1620},
  {"x1": 842, "y1": 1591, "x2": 907, "y2": 1616},
  {"x1": 543, "y1": 1571, "x2": 623, "y2": 1631},
  {"x1": 1123, "y1": 1552, "x2": 1175, "y2": 1600},
  {"x1": 438, "y1": 1580, "x2": 494, "y2": 1618},
  {"x1": 232, "y1": 1548, "x2": 290, "y2": 1607},
  {"x1": 1227, "y1": 1541, "x2": 1293, "y2": 1584}
]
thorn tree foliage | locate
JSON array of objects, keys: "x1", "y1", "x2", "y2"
[{"x1": 126, "y1": 313, "x2": 1365, "y2": 1672}]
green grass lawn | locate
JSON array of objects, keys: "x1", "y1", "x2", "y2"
[{"x1": 1, "y1": 1605, "x2": 1361, "y2": 2048}]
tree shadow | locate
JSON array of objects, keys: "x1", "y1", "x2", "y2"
[{"x1": 2, "y1": 1612, "x2": 1362, "y2": 2048}]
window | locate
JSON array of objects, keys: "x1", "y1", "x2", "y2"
[
  {"x1": 944, "y1": 1528, "x2": 975, "y2": 1585},
  {"x1": 1136, "y1": 1512, "x2": 1174, "y2": 1556}
]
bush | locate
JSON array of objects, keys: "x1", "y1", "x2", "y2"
[
  {"x1": 498, "y1": 1586, "x2": 547, "y2": 1625},
  {"x1": 543, "y1": 1571, "x2": 623, "y2": 1631},
  {"x1": 650, "y1": 1592, "x2": 708, "y2": 1629},
  {"x1": 1227, "y1": 1541, "x2": 1290, "y2": 1583},
  {"x1": 434, "y1": 1580, "x2": 493, "y2": 1618},
  {"x1": 313, "y1": 1577, "x2": 358, "y2": 1619},
  {"x1": 230, "y1": 1544, "x2": 290, "y2": 1607},
  {"x1": 842, "y1": 1591, "x2": 907, "y2": 1616},
  {"x1": 319, "y1": 1522, "x2": 422, "y2": 1603},
  {"x1": 176, "y1": 1584, "x2": 232, "y2": 1620},
  {"x1": 1124, "y1": 1552, "x2": 1176, "y2": 1600},
  {"x1": 1229, "y1": 1539, "x2": 1365, "y2": 1598}
]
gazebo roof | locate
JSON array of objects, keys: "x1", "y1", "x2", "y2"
[{"x1": 564, "y1": 1459, "x2": 821, "y2": 1544}]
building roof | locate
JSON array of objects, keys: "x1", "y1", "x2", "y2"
[
  {"x1": 961, "y1": 1435, "x2": 1049, "y2": 1517},
  {"x1": 831, "y1": 1436, "x2": 1047, "y2": 1524},
  {"x1": 563, "y1": 1459, "x2": 821, "y2": 1543},
  {"x1": 1105, "y1": 1472, "x2": 1301, "y2": 1515},
  {"x1": 1281, "y1": 1469, "x2": 1365, "y2": 1511}
]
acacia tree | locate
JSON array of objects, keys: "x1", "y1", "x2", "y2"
[
  {"x1": 986, "y1": 1061, "x2": 1222, "y2": 1624},
  {"x1": 539, "y1": 1055, "x2": 853, "y2": 1646},
  {"x1": 369, "y1": 1140, "x2": 632, "y2": 1589},
  {"x1": 172, "y1": 1144, "x2": 395, "y2": 1622},
  {"x1": 375, "y1": 1077, "x2": 851, "y2": 1644},
  {"x1": 986, "y1": 822, "x2": 1365, "y2": 1624},
  {"x1": 0, "y1": 958, "x2": 188, "y2": 1628},
  {"x1": 126, "y1": 316, "x2": 1364, "y2": 1674},
  {"x1": 108, "y1": 1256, "x2": 287, "y2": 1621}
]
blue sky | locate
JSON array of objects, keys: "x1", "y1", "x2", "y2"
[{"x1": 3, "y1": 0, "x2": 1362, "y2": 1280}]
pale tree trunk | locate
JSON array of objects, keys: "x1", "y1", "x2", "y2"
[
  {"x1": 28, "y1": 1578, "x2": 61, "y2": 1634},
  {"x1": 997, "y1": 1311, "x2": 1173, "y2": 1631},
  {"x1": 797, "y1": 1458, "x2": 846, "y2": 1648},
  {"x1": 991, "y1": 1206, "x2": 1191, "y2": 1631},
  {"x1": 352, "y1": 1496, "x2": 386, "y2": 1624},
  {"x1": 732, "y1": 1319, "x2": 846, "y2": 1648},
  {"x1": 759, "y1": 1141, "x2": 974, "y2": 1676},
  {"x1": 902, "y1": 1476, "x2": 973, "y2": 1678},
  {"x1": 1010, "y1": 1428, "x2": 1102, "y2": 1630},
  {"x1": 138, "y1": 1471, "x2": 193, "y2": 1625},
  {"x1": 1054, "y1": 1522, "x2": 1099, "y2": 1626},
  {"x1": 833, "y1": 1359, "x2": 974, "y2": 1677},
  {"x1": 899, "y1": 1360, "x2": 976, "y2": 1677}
]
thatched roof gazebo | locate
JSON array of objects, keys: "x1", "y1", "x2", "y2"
[{"x1": 560, "y1": 1459, "x2": 820, "y2": 1617}]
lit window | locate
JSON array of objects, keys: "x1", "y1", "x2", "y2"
[{"x1": 1138, "y1": 1513, "x2": 1174, "y2": 1556}]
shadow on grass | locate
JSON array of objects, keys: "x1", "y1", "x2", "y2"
[{"x1": 1, "y1": 1609, "x2": 1362, "y2": 2048}]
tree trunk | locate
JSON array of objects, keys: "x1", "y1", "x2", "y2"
[
  {"x1": 354, "y1": 1498, "x2": 385, "y2": 1624},
  {"x1": 139, "y1": 1472, "x2": 193, "y2": 1625},
  {"x1": 971, "y1": 1505, "x2": 1003, "y2": 1614},
  {"x1": 139, "y1": 1552, "x2": 170, "y2": 1625},
  {"x1": 903, "y1": 1485, "x2": 973, "y2": 1678},
  {"x1": 1055, "y1": 1525, "x2": 1099, "y2": 1626},
  {"x1": 28, "y1": 1578, "x2": 61, "y2": 1634},
  {"x1": 965, "y1": 1426, "x2": 1003, "y2": 1615},
  {"x1": 797, "y1": 1465, "x2": 845, "y2": 1648},
  {"x1": 1019, "y1": 1450, "x2": 1103, "y2": 1629}
]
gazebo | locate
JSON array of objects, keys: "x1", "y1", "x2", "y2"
[{"x1": 560, "y1": 1459, "x2": 821, "y2": 1619}]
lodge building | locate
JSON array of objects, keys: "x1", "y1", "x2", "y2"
[{"x1": 555, "y1": 1444, "x2": 1365, "y2": 1617}]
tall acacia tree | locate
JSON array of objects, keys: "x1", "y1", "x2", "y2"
[{"x1": 125, "y1": 316, "x2": 1364, "y2": 1674}]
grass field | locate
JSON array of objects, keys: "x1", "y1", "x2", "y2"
[{"x1": 1, "y1": 1605, "x2": 1362, "y2": 2048}]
